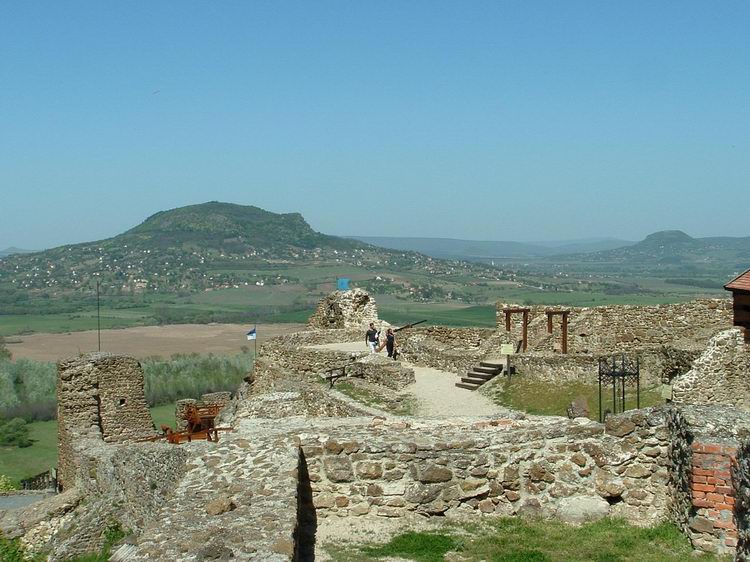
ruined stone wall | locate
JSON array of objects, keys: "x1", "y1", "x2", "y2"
[
  {"x1": 672, "y1": 329, "x2": 750, "y2": 409},
  {"x1": 299, "y1": 409, "x2": 670, "y2": 524},
  {"x1": 496, "y1": 299, "x2": 732, "y2": 355},
  {"x1": 308, "y1": 288, "x2": 379, "y2": 330},
  {"x1": 398, "y1": 327, "x2": 501, "y2": 375},
  {"x1": 348, "y1": 355, "x2": 415, "y2": 390},
  {"x1": 512, "y1": 347, "x2": 702, "y2": 388},
  {"x1": 57, "y1": 353, "x2": 156, "y2": 490}
]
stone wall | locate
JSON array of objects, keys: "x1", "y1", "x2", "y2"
[
  {"x1": 398, "y1": 327, "x2": 501, "y2": 375},
  {"x1": 299, "y1": 409, "x2": 670, "y2": 524},
  {"x1": 496, "y1": 299, "x2": 732, "y2": 355},
  {"x1": 672, "y1": 328, "x2": 750, "y2": 409},
  {"x1": 512, "y1": 347, "x2": 702, "y2": 388},
  {"x1": 57, "y1": 353, "x2": 156, "y2": 490},
  {"x1": 348, "y1": 354, "x2": 415, "y2": 390},
  {"x1": 308, "y1": 288, "x2": 379, "y2": 330}
]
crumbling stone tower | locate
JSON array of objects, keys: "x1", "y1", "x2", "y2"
[
  {"x1": 308, "y1": 288, "x2": 379, "y2": 329},
  {"x1": 57, "y1": 353, "x2": 156, "y2": 490}
]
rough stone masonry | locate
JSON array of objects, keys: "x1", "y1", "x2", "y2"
[{"x1": 5, "y1": 293, "x2": 750, "y2": 560}]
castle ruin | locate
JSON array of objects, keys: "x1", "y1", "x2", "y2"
[{"x1": 4, "y1": 291, "x2": 750, "y2": 560}]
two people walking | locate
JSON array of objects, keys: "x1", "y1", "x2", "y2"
[{"x1": 365, "y1": 322, "x2": 398, "y2": 359}]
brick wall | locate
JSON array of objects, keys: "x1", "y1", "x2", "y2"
[{"x1": 689, "y1": 441, "x2": 738, "y2": 552}]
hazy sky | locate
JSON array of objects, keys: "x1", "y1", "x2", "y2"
[{"x1": 2, "y1": 1, "x2": 749, "y2": 249}]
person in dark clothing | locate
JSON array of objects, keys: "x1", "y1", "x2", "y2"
[
  {"x1": 365, "y1": 322, "x2": 379, "y2": 353},
  {"x1": 385, "y1": 328, "x2": 396, "y2": 359}
]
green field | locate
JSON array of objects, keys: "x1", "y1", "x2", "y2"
[{"x1": 0, "y1": 404, "x2": 177, "y2": 485}]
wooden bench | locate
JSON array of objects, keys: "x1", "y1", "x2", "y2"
[{"x1": 323, "y1": 366, "x2": 363, "y2": 389}]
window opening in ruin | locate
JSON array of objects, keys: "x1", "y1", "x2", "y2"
[{"x1": 118, "y1": 398, "x2": 126, "y2": 407}]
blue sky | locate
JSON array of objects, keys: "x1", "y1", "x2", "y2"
[{"x1": 2, "y1": 1, "x2": 749, "y2": 249}]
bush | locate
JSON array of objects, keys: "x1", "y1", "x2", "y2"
[
  {"x1": 0, "y1": 417, "x2": 32, "y2": 447},
  {"x1": 0, "y1": 474, "x2": 17, "y2": 491}
]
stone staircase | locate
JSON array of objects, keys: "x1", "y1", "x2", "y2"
[{"x1": 455, "y1": 359, "x2": 504, "y2": 391}]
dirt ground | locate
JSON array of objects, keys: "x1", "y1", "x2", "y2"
[{"x1": 5, "y1": 323, "x2": 306, "y2": 362}]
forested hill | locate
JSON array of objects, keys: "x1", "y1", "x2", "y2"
[{"x1": 0, "y1": 202, "x2": 505, "y2": 299}]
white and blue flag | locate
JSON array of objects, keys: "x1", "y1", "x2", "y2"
[{"x1": 246, "y1": 327, "x2": 257, "y2": 341}]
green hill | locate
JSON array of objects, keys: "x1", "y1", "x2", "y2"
[
  {"x1": 0, "y1": 202, "x2": 511, "y2": 325},
  {"x1": 548, "y1": 230, "x2": 750, "y2": 277}
]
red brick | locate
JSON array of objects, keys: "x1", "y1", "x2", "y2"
[
  {"x1": 702, "y1": 445, "x2": 723, "y2": 454},
  {"x1": 726, "y1": 529, "x2": 739, "y2": 539},
  {"x1": 692, "y1": 475, "x2": 707, "y2": 484},
  {"x1": 706, "y1": 493, "x2": 724, "y2": 503},
  {"x1": 715, "y1": 486, "x2": 733, "y2": 495},
  {"x1": 692, "y1": 443, "x2": 706, "y2": 452},
  {"x1": 693, "y1": 499, "x2": 712, "y2": 508},
  {"x1": 724, "y1": 496, "x2": 736, "y2": 506},
  {"x1": 707, "y1": 509, "x2": 720, "y2": 517},
  {"x1": 713, "y1": 520, "x2": 736, "y2": 530},
  {"x1": 693, "y1": 491, "x2": 706, "y2": 499},
  {"x1": 693, "y1": 483, "x2": 715, "y2": 493},
  {"x1": 693, "y1": 468, "x2": 713, "y2": 476},
  {"x1": 725, "y1": 538, "x2": 738, "y2": 547},
  {"x1": 715, "y1": 470, "x2": 731, "y2": 479}
]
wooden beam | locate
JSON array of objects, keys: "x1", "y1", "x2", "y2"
[
  {"x1": 561, "y1": 312, "x2": 569, "y2": 354},
  {"x1": 522, "y1": 310, "x2": 529, "y2": 352}
]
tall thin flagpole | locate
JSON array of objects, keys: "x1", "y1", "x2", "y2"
[
  {"x1": 96, "y1": 279, "x2": 101, "y2": 352},
  {"x1": 254, "y1": 323, "x2": 257, "y2": 357}
]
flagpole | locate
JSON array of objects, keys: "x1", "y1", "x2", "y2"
[{"x1": 254, "y1": 323, "x2": 257, "y2": 358}]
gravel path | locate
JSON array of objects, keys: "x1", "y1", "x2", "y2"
[{"x1": 308, "y1": 342, "x2": 507, "y2": 417}]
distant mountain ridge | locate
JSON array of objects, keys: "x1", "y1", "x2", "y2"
[
  {"x1": 349, "y1": 236, "x2": 634, "y2": 260},
  {"x1": 0, "y1": 247, "x2": 33, "y2": 258},
  {"x1": 553, "y1": 229, "x2": 750, "y2": 275}
]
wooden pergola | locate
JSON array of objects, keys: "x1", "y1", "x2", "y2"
[
  {"x1": 545, "y1": 309, "x2": 571, "y2": 354},
  {"x1": 725, "y1": 269, "x2": 750, "y2": 343},
  {"x1": 503, "y1": 307, "x2": 529, "y2": 352}
]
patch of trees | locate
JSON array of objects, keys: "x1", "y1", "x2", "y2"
[{"x1": 664, "y1": 278, "x2": 723, "y2": 289}]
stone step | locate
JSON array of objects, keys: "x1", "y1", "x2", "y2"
[
  {"x1": 480, "y1": 361, "x2": 505, "y2": 370},
  {"x1": 474, "y1": 365, "x2": 501, "y2": 375},
  {"x1": 455, "y1": 382, "x2": 481, "y2": 391},
  {"x1": 466, "y1": 371, "x2": 496, "y2": 381},
  {"x1": 460, "y1": 376, "x2": 486, "y2": 386}
]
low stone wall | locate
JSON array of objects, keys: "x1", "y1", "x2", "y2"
[
  {"x1": 672, "y1": 329, "x2": 750, "y2": 409},
  {"x1": 299, "y1": 409, "x2": 670, "y2": 524},
  {"x1": 398, "y1": 327, "x2": 501, "y2": 375},
  {"x1": 348, "y1": 355, "x2": 415, "y2": 390},
  {"x1": 513, "y1": 347, "x2": 699, "y2": 388},
  {"x1": 496, "y1": 299, "x2": 732, "y2": 355}
]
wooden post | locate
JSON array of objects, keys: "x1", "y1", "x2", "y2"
[
  {"x1": 505, "y1": 310, "x2": 511, "y2": 332},
  {"x1": 562, "y1": 312, "x2": 569, "y2": 354},
  {"x1": 546, "y1": 312, "x2": 553, "y2": 334},
  {"x1": 522, "y1": 310, "x2": 529, "y2": 352}
]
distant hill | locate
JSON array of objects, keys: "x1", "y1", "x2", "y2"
[
  {"x1": 349, "y1": 236, "x2": 633, "y2": 260},
  {"x1": 551, "y1": 230, "x2": 750, "y2": 276},
  {"x1": 0, "y1": 247, "x2": 34, "y2": 258},
  {"x1": 0, "y1": 202, "x2": 503, "y2": 297}
]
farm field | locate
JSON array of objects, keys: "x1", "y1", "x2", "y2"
[{"x1": 4, "y1": 323, "x2": 304, "y2": 362}]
